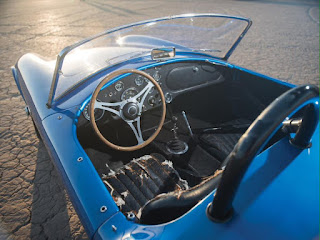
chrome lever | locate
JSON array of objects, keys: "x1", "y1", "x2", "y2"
[{"x1": 182, "y1": 111, "x2": 194, "y2": 140}]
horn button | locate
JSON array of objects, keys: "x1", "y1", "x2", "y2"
[{"x1": 122, "y1": 102, "x2": 139, "y2": 120}]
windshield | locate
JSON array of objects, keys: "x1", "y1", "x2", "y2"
[{"x1": 48, "y1": 14, "x2": 251, "y2": 106}]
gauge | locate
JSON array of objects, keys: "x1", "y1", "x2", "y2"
[
  {"x1": 134, "y1": 75, "x2": 146, "y2": 86},
  {"x1": 148, "y1": 86, "x2": 155, "y2": 94},
  {"x1": 153, "y1": 71, "x2": 161, "y2": 81},
  {"x1": 115, "y1": 81, "x2": 124, "y2": 92},
  {"x1": 121, "y1": 87, "x2": 139, "y2": 101},
  {"x1": 83, "y1": 104, "x2": 104, "y2": 121},
  {"x1": 148, "y1": 96, "x2": 156, "y2": 106},
  {"x1": 165, "y1": 92, "x2": 173, "y2": 103}
]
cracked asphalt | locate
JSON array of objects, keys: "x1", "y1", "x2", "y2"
[{"x1": 0, "y1": 0, "x2": 318, "y2": 239}]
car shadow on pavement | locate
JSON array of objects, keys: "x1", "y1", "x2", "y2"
[{"x1": 30, "y1": 141, "x2": 73, "y2": 239}]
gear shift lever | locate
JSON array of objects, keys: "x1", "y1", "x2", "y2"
[{"x1": 166, "y1": 116, "x2": 188, "y2": 155}]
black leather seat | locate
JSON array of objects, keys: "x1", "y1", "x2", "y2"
[
  {"x1": 102, "y1": 153, "x2": 224, "y2": 224},
  {"x1": 102, "y1": 153, "x2": 189, "y2": 218},
  {"x1": 199, "y1": 118, "x2": 251, "y2": 161}
]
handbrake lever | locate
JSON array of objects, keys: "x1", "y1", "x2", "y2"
[{"x1": 182, "y1": 111, "x2": 196, "y2": 142}]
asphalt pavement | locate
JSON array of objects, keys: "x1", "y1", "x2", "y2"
[{"x1": 0, "y1": 0, "x2": 318, "y2": 239}]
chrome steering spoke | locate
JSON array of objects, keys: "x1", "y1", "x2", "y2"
[
  {"x1": 127, "y1": 117, "x2": 144, "y2": 144},
  {"x1": 134, "y1": 81, "x2": 154, "y2": 108},
  {"x1": 94, "y1": 100, "x2": 121, "y2": 116}
]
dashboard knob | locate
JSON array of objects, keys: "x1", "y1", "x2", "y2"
[
  {"x1": 148, "y1": 96, "x2": 156, "y2": 106},
  {"x1": 165, "y1": 92, "x2": 173, "y2": 103}
]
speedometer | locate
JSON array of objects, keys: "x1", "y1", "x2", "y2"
[
  {"x1": 121, "y1": 87, "x2": 139, "y2": 101},
  {"x1": 83, "y1": 104, "x2": 104, "y2": 121}
]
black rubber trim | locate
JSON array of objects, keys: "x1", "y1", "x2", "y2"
[
  {"x1": 206, "y1": 203, "x2": 233, "y2": 223},
  {"x1": 207, "y1": 85, "x2": 319, "y2": 221},
  {"x1": 290, "y1": 104, "x2": 318, "y2": 149}
]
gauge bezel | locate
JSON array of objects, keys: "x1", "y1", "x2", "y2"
[
  {"x1": 121, "y1": 87, "x2": 139, "y2": 101},
  {"x1": 153, "y1": 71, "x2": 161, "y2": 81},
  {"x1": 165, "y1": 92, "x2": 173, "y2": 103},
  {"x1": 115, "y1": 81, "x2": 124, "y2": 92},
  {"x1": 83, "y1": 104, "x2": 104, "y2": 121}
]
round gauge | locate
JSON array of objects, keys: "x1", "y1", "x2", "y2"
[
  {"x1": 121, "y1": 87, "x2": 139, "y2": 101},
  {"x1": 149, "y1": 86, "x2": 155, "y2": 94},
  {"x1": 134, "y1": 75, "x2": 146, "y2": 86},
  {"x1": 153, "y1": 71, "x2": 161, "y2": 81},
  {"x1": 115, "y1": 81, "x2": 124, "y2": 92},
  {"x1": 148, "y1": 96, "x2": 156, "y2": 106},
  {"x1": 83, "y1": 104, "x2": 104, "y2": 121},
  {"x1": 165, "y1": 92, "x2": 173, "y2": 103}
]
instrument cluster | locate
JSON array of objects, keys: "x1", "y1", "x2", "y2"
[
  {"x1": 83, "y1": 66, "x2": 173, "y2": 121},
  {"x1": 82, "y1": 61, "x2": 223, "y2": 122}
]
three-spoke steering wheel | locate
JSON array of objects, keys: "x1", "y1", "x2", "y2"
[{"x1": 90, "y1": 69, "x2": 166, "y2": 151}]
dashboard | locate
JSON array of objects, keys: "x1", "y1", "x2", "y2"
[{"x1": 82, "y1": 61, "x2": 226, "y2": 122}]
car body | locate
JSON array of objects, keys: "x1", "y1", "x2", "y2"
[{"x1": 11, "y1": 14, "x2": 319, "y2": 239}]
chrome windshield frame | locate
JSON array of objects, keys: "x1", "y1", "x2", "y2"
[{"x1": 46, "y1": 13, "x2": 252, "y2": 108}]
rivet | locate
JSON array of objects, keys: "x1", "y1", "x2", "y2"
[
  {"x1": 100, "y1": 206, "x2": 107, "y2": 212},
  {"x1": 112, "y1": 225, "x2": 117, "y2": 232},
  {"x1": 57, "y1": 115, "x2": 62, "y2": 120},
  {"x1": 77, "y1": 157, "x2": 83, "y2": 162},
  {"x1": 24, "y1": 106, "x2": 30, "y2": 116},
  {"x1": 127, "y1": 212, "x2": 135, "y2": 221}
]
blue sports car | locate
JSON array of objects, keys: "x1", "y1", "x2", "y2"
[{"x1": 11, "y1": 14, "x2": 319, "y2": 239}]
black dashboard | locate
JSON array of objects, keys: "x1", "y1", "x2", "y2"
[{"x1": 81, "y1": 61, "x2": 226, "y2": 123}]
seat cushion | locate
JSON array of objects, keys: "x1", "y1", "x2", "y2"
[
  {"x1": 200, "y1": 133, "x2": 243, "y2": 159},
  {"x1": 199, "y1": 118, "x2": 251, "y2": 161},
  {"x1": 101, "y1": 153, "x2": 189, "y2": 218}
]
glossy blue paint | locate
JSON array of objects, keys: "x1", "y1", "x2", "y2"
[
  {"x1": 13, "y1": 57, "x2": 319, "y2": 239},
  {"x1": 42, "y1": 110, "x2": 119, "y2": 238},
  {"x1": 15, "y1": 54, "x2": 56, "y2": 120},
  {"x1": 11, "y1": 16, "x2": 319, "y2": 239}
]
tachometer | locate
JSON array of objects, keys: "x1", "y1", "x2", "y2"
[
  {"x1": 83, "y1": 104, "x2": 104, "y2": 121},
  {"x1": 121, "y1": 87, "x2": 139, "y2": 100}
]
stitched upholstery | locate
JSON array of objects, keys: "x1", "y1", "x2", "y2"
[
  {"x1": 199, "y1": 118, "x2": 251, "y2": 160},
  {"x1": 102, "y1": 154, "x2": 188, "y2": 218},
  {"x1": 200, "y1": 133, "x2": 242, "y2": 159}
]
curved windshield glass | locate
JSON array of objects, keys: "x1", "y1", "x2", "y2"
[{"x1": 49, "y1": 14, "x2": 251, "y2": 104}]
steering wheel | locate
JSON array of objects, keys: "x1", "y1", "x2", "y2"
[{"x1": 90, "y1": 69, "x2": 166, "y2": 151}]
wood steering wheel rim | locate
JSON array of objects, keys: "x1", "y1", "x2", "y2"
[{"x1": 90, "y1": 69, "x2": 166, "y2": 151}]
